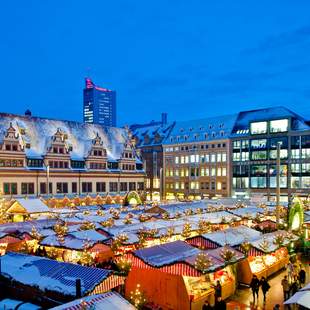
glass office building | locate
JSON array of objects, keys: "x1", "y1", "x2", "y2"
[{"x1": 83, "y1": 78, "x2": 116, "y2": 127}]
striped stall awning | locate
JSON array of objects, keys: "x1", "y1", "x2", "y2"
[
  {"x1": 248, "y1": 247, "x2": 264, "y2": 257},
  {"x1": 124, "y1": 253, "x2": 201, "y2": 277},
  {"x1": 186, "y1": 236, "x2": 219, "y2": 250},
  {"x1": 0, "y1": 235, "x2": 22, "y2": 244},
  {"x1": 91, "y1": 275, "x2": 125, "y2": 295}
]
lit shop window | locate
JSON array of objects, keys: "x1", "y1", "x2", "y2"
[
  {"x1": 222, "y1": 167, "x2": 227, "y2": 176},
  {"x1": 270, "y1": 119, "x2": 288, "y2": 133},
  {"x1": 250, "y1": 121, "x2": 267, "y2": 135}
]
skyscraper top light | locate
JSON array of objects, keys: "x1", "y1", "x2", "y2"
[{"x1": 83, "y1": 78, "x2": 116, "y2": 127}]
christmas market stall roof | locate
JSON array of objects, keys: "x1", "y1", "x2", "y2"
[
  {"x1": 249, "y1": 231, "x2": 299, "y2": 253},
  {"x1": 0, "y1": 112, "x2": 139, "y2": 161},
  {"x1": 0, "y1": 219, "x2": 58, "y2": 234},
  {"x1": 200, "y1": 225, "x2": 262, "y2": 247},
  {"x1": 50, "y1": 292, "x2": 136, "y2": 310},
  {"x1": 0, "y1": 299, "x2": 41, "y2": 310},
  {"x1": 40, "y1": 230, "x2": 110, "y2": 250},
  {"x1": 7, "y1": 199, "x2": 49, "y2": 215},
  {"x1": 227, "y1": 207, "x2": 269, "y2": 219},
  {"x1": 0, "y1": 252, "x2": 120, "y2": 297},
  {"x1": 129, "y1": 241, "x2": 245, "y2": 275}
]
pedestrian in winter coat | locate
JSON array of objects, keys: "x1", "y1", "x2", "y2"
[
  {"x1": 250, "y1": 275, "x2": 260, "y2": 303},
  {"x1": 214, "y1": 297, "x2": 226, "y2": 310},
  {"x1": 260, "y1": 277, "x2": 270, "y2": 302},
  {"x1": 281, "y1": 275, "x2": 290, "y2": 300},
  {"x1": 214, "y1": 281, "x2": 222, "y2": 298},
  {"x1": 299, "y1": 267, "x2": 306, "y2": 286},
  {"x1": 202, "y1": 300, "x2": 213, "y2": 310}
]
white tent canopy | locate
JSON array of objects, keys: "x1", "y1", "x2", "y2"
[{"x1": 284, "y1": 291, "x2": 310, "y2": 308}]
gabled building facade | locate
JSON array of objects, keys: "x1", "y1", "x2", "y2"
[
  {"x1": 131, "y1": 114, "x2": 175, "y2": 201},
  {"x1": 0, "y1": 113, "x2": 144, "y2": 198}
]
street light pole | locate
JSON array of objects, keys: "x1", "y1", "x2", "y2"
[{"x1": 276, "y1": 142, "x2": 281, "y2": 229}]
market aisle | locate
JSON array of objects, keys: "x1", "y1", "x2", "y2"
[{"x1": 228, "y1": 264, "x2": 310, "y2": 310}]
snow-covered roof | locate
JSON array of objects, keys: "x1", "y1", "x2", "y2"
[
  {"x1": 0, "y1": 299, "x2": 41, "y2": 310},
  {"x1": 131, "y1": 122, "x2": 175, "y2": 147},
  {"x1": 0, "y1": 253, "x2": 112, "y2": 296},
  {"x1": 134, "y1": 241, "x2": 200, "y2": 267},
  {"x1": 231, "y1": 106, "x2": 310, "y2": 137},
  {"x1": 8, "y1": 198, "x2": 49, "y2": 214},
  {"x1": 0, "y1": 112, "x2": 136, "y2": 161},
  {"x1": 164, "y1": 114, "x2": 238, "y2": 145},
  {"x1": 0, "y1": 219, "x2": 58, "y2": 234},
  {"x1": 201, "y1": 225, "x2": 262, "y2": 246},
  {"x1": 50, "y1": 292, "x2": 136, "y2": 310},
  {"x1": 250, "y1": 230, "x2": 299, "y2": 253}
]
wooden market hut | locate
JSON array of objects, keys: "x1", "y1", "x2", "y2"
[
  {"x1": 40, "y1": 230, "x2": 113, "y2": 264},
  {"x1": 6, "y1": 199, "x2": 50, "y2": 222},
  {"x1": 237, "y1": 230, "x2": 299, "y2": 285},
  {"x1": 187, "y1": 225, "x2": 262, "y2": 250},
  {"x1": 125, "y1": 240, "x2": 245, "y2": 310},
  {"x1": 0, "y1": 232, "x2": 24, "y2": 255},
  {"x1": 0, "y1": 252, "x2": 124, "y2": 308}
]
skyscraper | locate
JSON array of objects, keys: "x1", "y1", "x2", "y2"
[{"x1": 83, "y1": 78, "x2": 116, "y2": 127}]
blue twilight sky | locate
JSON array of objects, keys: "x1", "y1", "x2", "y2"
[{"x1": 1, "y1": 0, "x2": 310, "y2": 126}]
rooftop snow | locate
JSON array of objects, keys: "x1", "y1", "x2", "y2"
[
  {"x1": 50, "y1": 292, "x2": 136, "y2": 310},
  {"x1": 0, "y1": 252, "x2": 112, "y2": 296},
  {"x1": 0, "y1": 112, "x2": 135, "y2": 161},
  {"x1": 164, "y1": 114, "x2": 238, "y2": 145}
]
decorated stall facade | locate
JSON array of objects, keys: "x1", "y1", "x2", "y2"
[
  {"x1": 124, "y1": 241, "x2": 244, "y2": 310},
  {"x1": 237, "y1": 230, "x2": 298, "y2": 284}
]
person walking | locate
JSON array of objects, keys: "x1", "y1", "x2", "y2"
[
  {"x1": 214, "y1": 280, "x2": 222, "y2": 299},
  {"x1": 299, "y1": 266, "x2": 306, "y2": 286},
  {"x1": 250, "y1": 275, "x2": 260, "y2": 303},
  {"x1": 214, "y1": 297, "x2": 226, "y2": 310},
  {"x1": 202, "y1": 300, "x2": 213, "y2": 310},
  {"x1": 281, "y1": 275, "x2": 290, "y2": 300},
  {"x1": 260, "y1": 277, "x2": 270, "y2": 303},
  {"x1": 290, "y1": 276, "x2": 299, "y2": 296}
]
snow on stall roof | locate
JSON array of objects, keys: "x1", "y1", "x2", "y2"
[
  {"x1": 0, "y1": 252, "x2": 112, "y2": 296},
  {"x1": 202, "y1": 226, "x2": 262, "y2": 247},
  {"x1": 10, "y1": 198, "x2": 49, "y2": 214},
  {"x1": 0, "y1": 299, "x2": 41, "y2": 310},
  {"x1": 0, "y1": 112, "x2": 135, "y2": 161},
  {"x1": 50, "y1": 292, "x2": 136, "y2": 310},
  {"x1": 228, "y1": 207, "x2": 265, "y2": 218},
  {"x1": 250, "y1": 231, "x2": 299, "y2": 253},
  {"x1": 0, "y1": 219, "x2": 58, "y2": 234},
  {"x1": 134, "y1": 241, "x2": 200, "y2": 267}
]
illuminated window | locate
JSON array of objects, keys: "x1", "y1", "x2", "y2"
[
  {"x1": 270, "y1": 119, "x2": 288, "y2": 133},
  {"x1": 175, "y1": 156, "x2": 179, "y2": 164},
  {"x1": 222, "y1": 167, "x2": 227, "y2": 176},
  {"x1": 217, "y1": 168, "x2": 222, "y2": 176},
  {"x1": 250, "y1": 122, "x2": 267, "y2": 134},
  {"x1": 217, "y1": 182, "x2": 222, "y2": 190}
]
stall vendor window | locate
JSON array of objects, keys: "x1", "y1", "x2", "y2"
[{"x1": 270, "y1": 119, "x2": 288, "y2": 133}]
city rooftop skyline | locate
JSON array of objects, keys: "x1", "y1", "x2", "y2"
[{"x1": 1, "y1": 0, "x2": 310, "y2": 126}]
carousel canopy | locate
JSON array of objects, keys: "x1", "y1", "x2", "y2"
[
  {"x1": 0, "y1": 252, "x2": 112, "y2": 296},
  {"x1": 50, "y1": 292, "x2": 136, "y2": 310},
  {"x1": 201, "y1": 225, "x2": 262, "y2": 247},
  {"x1": 284, "y1": 290, "x2": 310, "y2": 307}
]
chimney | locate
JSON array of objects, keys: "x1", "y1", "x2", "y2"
[
  {"x1": 161, "y1": 113, "x2": 167, "y2": 125},
  {"x1": 76, "y1": 279, "x2": 82, "y2": 298},
  {"x1": 25, "y1": 109, "x2": 32, "y2": 117}
]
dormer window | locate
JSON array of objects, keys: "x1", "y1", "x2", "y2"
[
  {"x1": 180, "y1": 128, "x2": 184, "y2": 133},
  {"x1": 220, "y1": 130, "x2": 225, "y2": 137},
  {"x1": 189, "y1": 128, "x2": 193, "y2": 132},
  {"x1": 212, "y1": 132, "x2": 216, "y2": 138}
]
